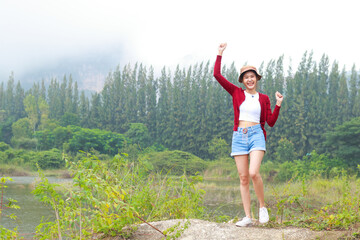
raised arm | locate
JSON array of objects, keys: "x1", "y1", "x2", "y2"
[
  {"x1": 218, "y1": 43, "x2": 227, "y2": 56},
  {"x1": 213, "y1": 43, "x2": 238, "y2": 95},
  {"x1": 265, "y1": 92, "x2": 283, "y2": 127},
  {"x1": 275, "y1": 91, "x2": 283, "y2": 107}
]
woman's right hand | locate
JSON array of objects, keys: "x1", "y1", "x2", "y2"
[{"x1": 218, "y1": 43, "x2": 227, "y2": 56}]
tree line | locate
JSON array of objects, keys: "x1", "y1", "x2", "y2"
[{"x1": 0, "y1": 51, "x2": 359, "y2": 161}]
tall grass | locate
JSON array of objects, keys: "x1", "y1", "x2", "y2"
[{"x1": 32, "y1": 153, "x2": 206, "y2": 239}]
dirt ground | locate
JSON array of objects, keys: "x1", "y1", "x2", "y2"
[{"x1": 100, "y1": 219, "x2": 352, "y2": 240}]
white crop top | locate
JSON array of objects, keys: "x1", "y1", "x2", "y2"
[{"x1": 239, "y1": 91, "x2": 261, "y2": 123}]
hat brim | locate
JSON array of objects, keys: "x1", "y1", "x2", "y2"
[{"x1": 239, "y1": 70, "x2": 262, "y2": 83}]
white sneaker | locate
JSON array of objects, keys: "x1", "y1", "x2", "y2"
[
  {"x1": 236, "y1": 216, "x2": 252, "y2": 227},
  {"x1": 259, "y1": 207, "x2": 269, "y2": 224}
]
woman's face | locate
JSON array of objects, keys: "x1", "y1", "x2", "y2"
[{"x1": 242, "y1": 71, "x2": 258, "y2": 91}]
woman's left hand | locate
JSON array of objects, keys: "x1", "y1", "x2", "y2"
[{"x1": 275, "y1": 91, "x2": 283, "y2": 106}]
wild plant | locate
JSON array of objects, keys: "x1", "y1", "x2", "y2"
[
  {"x1": 269, "y1": 170, "x2": 360, "y2": 231},
  {"x1": 304, "y1": 172, "x2": 360, "y2": 230},
  {"x1": 32, "y1": 152, "x2": 205, "y2": 239},
  {"x1": 0, "y1": 177, "x2": 20, "y2": 239}
]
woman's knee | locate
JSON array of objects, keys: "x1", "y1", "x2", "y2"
[
  {"x1": 249, "y1": 171, "x2": 261, "y2": 181},
  {"x1": 239, "y1": 175, "x2": 250, "y2": 185}
]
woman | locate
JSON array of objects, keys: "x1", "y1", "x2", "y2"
[{"x1": 213, "y1": 43, "x2": 283, "y2": 227}]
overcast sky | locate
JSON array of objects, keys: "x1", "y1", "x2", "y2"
[{"x1": 1, "y1": 0, "x2": 360, "y2": 84}]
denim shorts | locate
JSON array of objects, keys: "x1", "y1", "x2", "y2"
[{"x1": 231, "y1": 124, "x2": 266, "y2": 156}]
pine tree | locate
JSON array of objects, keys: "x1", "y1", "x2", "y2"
[
  {"x1": 197, "y1": 62, "x2": 213, "y2": 157},
  {"x1": 38, "y1": 96, "x2": 50, "y2": 130},
  {"x1": 168, "y1": 65, "x2": 185, "y2": 149},
  {"x1": 64, "y1": 75, "x2": 73, "y2": 114},
  {"x1": 112, "y1": 65, "x2": 127, "y2": 133},
  {"x1": 59, "y1": 75, "x2": 67, "y2": 117},
  {"x1": 145, "y1": 66, "x2": 157, "y2": 140},
  {"x1": 23, "y1": 94, "x2": 38, "y2": 133},
  {"x1": 257, "y1": 61, "x2": 265, "y2": 92},
  {"x1": 353, "y1": 87, "x2": 360, "y2": 117},
  {"x1": 305, "y1": 63, "x2": 321, "y2": 153},
  {"x1": 262, "y1": 59, "x2": 277, "y2": 154},
  {"x1": 14, "y1": 81, "x2": 25, "y2": 120},
  {"x1": 316, "y1": 54, "x2": 330, "y2": 146},
  {"x1": 157, "y1": 67, "x2": 172, "y2": 145},
  {"x1": 274, "y1": 55, "x2": 285, "y2": 96},
  {"x1": 101, "y1": 73, "x2": 114, "y2": 130},
  {"x1": 88, "y1": 92, "x2": 102, "y2": 129},
  {"x1": 280, "y1": 63, "x2": 296, "y2": 152},
  {"x1": 328, "y1": 61, "x2": 340, "y2": 126},
  {"x1": 338, "y1": 67, "x2": 349, "y2": 123},
  {"x1": 185, "y1": 63, "x2": 202, "y2": 155},
  {"x1": 124, "y1": 63, "x2": 138, "y2": 124},
  {"x1": 136, "y1": 64, "x2": 147, "y2": 122},
  {"x1": 73, "y1": 81, "x2": 79, "y2": 114},
  {"x1": 349, "y1": 64, "x2": 358, "y2": 117},
  {"x1": 40, "y1": 79, "x2": 46, "y2": 100},
  {"x1": 268, "y1": 56, "x2": 285, "y2": 155},
  {"x1": 0, "y1": 82, "x2": 4, "y2": 110},
  {"x1": 79, "y1": 91, "x2": 90, "y2": 128},
  {"x1": 220, "y1": 62, "x2": 237, "y2": 142},
  {"x1": 48, "y1": 78, "x2": 62, "y2": 119},
  {"x1": 5, "y1": 73, "x2": 15, "y2": 116},
  {"x1": 291, "y1": 52, "x2": 310, "y2": 156}
]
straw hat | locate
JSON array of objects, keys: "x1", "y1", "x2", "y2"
[{"x1": 238, "y1": 65, "x2": 262, "y2": 83}]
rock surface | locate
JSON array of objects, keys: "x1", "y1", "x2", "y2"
[{"x1": 125, "y1": 219, "x2": 347, "y2": 240}]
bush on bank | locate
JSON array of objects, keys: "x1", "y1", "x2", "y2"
[
  {"x1": 32, "y1": 153, "x2": 205, "y2": 239},
  {"x1": 139, "y1": 150, "x2": 207, "y2": 176},
  {"x1": 0, "y1": 143, "x2": 63, "y2": 170}
]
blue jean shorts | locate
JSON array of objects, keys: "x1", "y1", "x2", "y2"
[{"x1": 231, "y1": 124, "x2": 266, "y2": 156}]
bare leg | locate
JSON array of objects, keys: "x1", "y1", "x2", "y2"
[
  {"x1": 249, "y1": 150, "x2": 266, "y2": 208},
  {"x1": 234, "y1": 155, "x2": 251, "y2": 217}
]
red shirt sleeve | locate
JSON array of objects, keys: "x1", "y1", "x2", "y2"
[
  {"x1": 265, "y1": 95, "x2": 281, "y2": 127},
  {"x1": 213, "y1": 55, "x2": 238, "y2": 95}
]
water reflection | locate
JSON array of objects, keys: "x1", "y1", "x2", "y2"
[
  {"x1": 2, "y1": 176, "x2": 71, "y2": 234},
  {"x1": 200, "y1": 179, "x2": 258, "y2": 219},
  {"x1": 2, "y1": 177, "x2": 250, "y2": 234}
]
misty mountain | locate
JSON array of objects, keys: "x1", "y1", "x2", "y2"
[{"x1": 2, "y1": 47, "x2": 126, "y2": 94}]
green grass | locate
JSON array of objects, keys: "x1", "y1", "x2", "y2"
[
  {"x1": 0, "y1": 163, "x2": 31, "y2": 176},
  {"x1": 0, "y1": 163, "x2": 71, "y2": 178},
  {"x1": 199, "y1": 172, "x2": 360, "y2": 231}
]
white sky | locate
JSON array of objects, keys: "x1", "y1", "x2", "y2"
[{"x1": 1, "y1": 0, "x2": 360, "y2": 81}]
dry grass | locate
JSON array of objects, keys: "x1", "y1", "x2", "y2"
[{"x1": 0, "y1": 164, "x2": 31, "y2": 176}]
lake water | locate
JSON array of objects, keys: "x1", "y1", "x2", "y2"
[
  {"x1": 1, "y1": 176, "x2": 72, "y2": 236},
  {"x1": 200, "y1": 179, "x2": 255, "y2": 219},
  {"x1": 2, "y1": 177, "x2": 250, "y2": 235}
]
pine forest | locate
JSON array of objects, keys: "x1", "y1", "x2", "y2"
[{"x1": 0, "y1": 51, "x2": 360, "y2": 165}]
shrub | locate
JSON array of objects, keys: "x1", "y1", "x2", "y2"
[
  {"x1": 0, "y1": 142, "x2": 10, "y2": 151},
  {"x1": 0, "y1": 151, "x2": 7, "y2": 164},
  {"x1": 141, "y1": 150, "x2": 207, "y2": 175},
  {"x1": 60, "y1": 112, "x2": 80, "y2": 127},
  {"x1": 34, "y1": 149, "x2": 63, "y2": 169},
  {"x1": 32, "y1": 153, "x2": 205, "y2": 239},
  {"x1": 34, "y1": 129, "x2": 55, "y2": 150},
  {"x1": 69, "y1": 128, "x2": 126, "y2": 155},
  {"x1": 204, "y1": 158, "x2": 237, "y2": 179},
  {"x1": 124, "y1": 123, "x2": 151, "y2": 148},
  {"x1": 324, "y1": 117, "x2": 360, "y2": 168},
  {"x1": 273, "y1": 150, "x2": 348, "y2": 182},
  {"x1": 11, "y1": 118, "x2": 32, "y2": 139},
  {"x1": 275, "y1": 161, "x2": 296, "y2": 182},
  {"x1": 208, "y1": 137, "x2": 230, "y2": 161},
  {"x1": 11, "y1": 137, "x2": 38, "y2": 150},
  {"x1": 274, "y1": 138, "x2": 297, "y2": 163}
]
